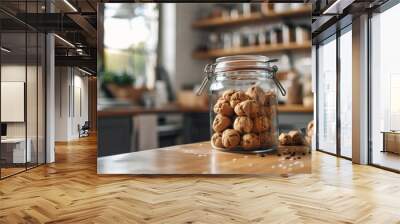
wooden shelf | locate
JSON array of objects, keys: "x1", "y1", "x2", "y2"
[
  {"x1": 192, "y1": 42, "x2": 311, "y2": 59},
  {"x1": 192, "y1": 6, "x2": 311, "y2": 29},
  {"x1": 278, "y1": 104, "x2": 313, "y2": 113},
  {"x1": 98, "y1": 104, "x2": 313, "y2": 117}
]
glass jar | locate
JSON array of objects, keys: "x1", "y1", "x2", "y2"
[{"x1": 198, "y1": 55, "x2": 286, "y2": 153}]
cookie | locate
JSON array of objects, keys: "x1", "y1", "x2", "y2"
[
  {"x1": 213, "y1": 100, "x2": 234, "y2": 116},
  {"x1": 253, "y1": 116, "x2": 270, "y2": 133},
  {"x1": 211, "y1": 132, "x2": 224, "y2": 148},
  {"x1": 259, "y1": 132, "x2": 275, "y2": 148},
  {"x1": 307, "y1": 121, "x2": 314, "y2": 136},
  {"x1": 246, "y1": 85, "x2": 266, "y2": 104},
  {"x1": 305, "y1": 121, "x2": 314, "y2": 146},
  {"x1": 229, "y1": 91, "x2": 249, "y2": 108},
  {"x1": 212, "y1": 114, "x2": 231, "y2": 132},
  {"x1": 264, "y1": 91, "x2": 277, "y2": 107},
  {"x1": 222, "y1": 129, "x2": 241, "y2": 148},
  {"x1": 233, "y1": 116, "x2": 253, "y2": 134},
  {"x1": 263, "y1": 106, "x2": 275, "y2": 118},
  {"x1": 278, "y1": 133, "x2": 292, "y2": 146},
  {"x1": 222, "y1": 89, "x2": 237, "y2": 101},
  {"x1": 288, "y1": 130, "x2": 304, "y2": 145},
  {"x1": 234, "y1": 100, "x2": 260, "y2": 118},
  {"x1": 305, "y1": 136, "x2": 312, "y2": 146},
  {"x1": 241, "y1": 133, "x2": 260, "y2": 150}
]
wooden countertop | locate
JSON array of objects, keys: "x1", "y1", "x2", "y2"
[
  {"x1": 98, "y1": 104, "x2": 209, "y2": 117},
  {"x1": 97, "y1": 142, "x2": 311, "y2": 175},
  {"x1": 98, "y1": 104, "x2": 313, "y2": 117}
]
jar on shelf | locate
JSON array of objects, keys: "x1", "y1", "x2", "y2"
[{"x1": 197, "y1": 55, "x2": 286, "y2": 153}]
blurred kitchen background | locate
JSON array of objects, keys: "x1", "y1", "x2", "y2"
[{"x1": 98, "y1": 3, "x2": 313, "y2": 157}]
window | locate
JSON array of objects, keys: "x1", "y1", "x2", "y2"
[
  {"x1": 103, "y1": 3, "x2": 159, "y2": 89},
  {"x1": 316, "y1": 24, "x2": 353, "y2": 159},
  {"x1": 339, "y1": 27, "x2": 352, "y2": 158},
  {"x1": 0, "y1": 1, "x2": 47, "y2": 179},
  {"x1": 317, "y1": 35, "x2": 337, "y2": 154},
  {"x1": 370, "y1": 2, "x2": 400, "y2": 171}
]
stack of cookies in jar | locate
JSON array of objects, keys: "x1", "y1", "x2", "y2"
[{"x1": 211, "y1": 85, "x2": 277, "y2": 151}]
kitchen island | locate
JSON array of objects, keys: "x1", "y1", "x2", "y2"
[
  {"x1": 97, "y1": 103, "x2": 313, "y2": 157},
  {"x1": 98, "y1": 142, "x2": 311, "y2": 175}
]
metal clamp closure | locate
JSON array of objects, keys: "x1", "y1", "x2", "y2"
[
  {"x1": 196, "y1": 63, "x2": 215, "y2": 96},
  {"x1": 270, "y1": 65, "x2": 286, "y2": 96}
]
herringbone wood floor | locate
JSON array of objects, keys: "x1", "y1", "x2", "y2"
[{"x1": 1, "y1": 135, "x2": 400, "y2": 224}]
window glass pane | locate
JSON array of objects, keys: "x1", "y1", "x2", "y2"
[
  {"x1": 0, "y1": 1, "x2": 46, "y2": 179},
  {"x1": 340, "y1": 28, "x2": 352, "y2": 158},
  {"x1": 38, "y1": 32, "x2": 45, "y2": 165},
  {"x1": 317, "y1": 36, "x2": 337, "y2": 154},
  {"x1": 27, "y1": 31, "x2": 38, "y2": 169},
  {"x1": 103, "y1": 3, "x2": 158, "y2": 90},
  {"x1": 1, "y1": 31, "x2": 28, "y2": 177},
  {"x1": 371, "y1": 3, "x2": 400, "y2": 171}
]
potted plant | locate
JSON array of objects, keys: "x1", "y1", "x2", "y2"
[{"x1": 102, "y1": 71, "x2": 145, "y2": 103}]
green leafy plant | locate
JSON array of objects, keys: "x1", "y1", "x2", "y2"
[
  {"x1": 102, "y1": 71, "x2": 115, "y2": 84},
  {"x1": 102, "y1": 70, "x2": 135, "y2": 86},
  {"x1": 115, "y1": 71, "x2": 135, "y2": 86}
]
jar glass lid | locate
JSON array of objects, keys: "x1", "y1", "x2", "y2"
[
  {"x1": 214, "y1": 55, "x2": 274, "y2": 73},
  {"x1": 215, "y1": 55, "x2": 269, "y2": 62},
  {"x1": 197, "y1": 55, "x2": 285, "y2": 96}
]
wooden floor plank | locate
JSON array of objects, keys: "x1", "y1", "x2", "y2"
[{"x1": 0, "y1": 135, "x2": 400, "y2": 223}]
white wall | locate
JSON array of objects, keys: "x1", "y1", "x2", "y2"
[
  {"x1": 175, "y1": 4, "x2": 209, "y2": 89},
  {"x1": 55, "y1": 67, "x2": 89, "y2": 141},
  {"x1": 161, "y1": 3, "x2": 209, "y2": 91},
  {"x1": 55, "y1": 67, "x2": 69, "y2": 141},
  {"x1": 71, "y1": 73, "x2": 89, "y2": 138},
  {"x1": 160, "y1": 3, "x2": 176, "y2": 90}
]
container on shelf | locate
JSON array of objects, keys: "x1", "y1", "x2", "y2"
[
  {"x1": 197, "y1": 55, "x2": 286, "y2": 153},
  {"x1": 286, "y1": 72, "x2": 303, "y2": 105},
  {"x1": 274, "y1": 3, "x2": 291, "y2": 13}
]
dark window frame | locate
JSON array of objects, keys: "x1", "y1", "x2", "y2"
[
  {"x1": 0, "y1": 0, "x2": 47, "y2": 180},
  {"x1": 315, "y1": 19, "x2": 353, "y2": 161},
  {"x1": 367, "y1": 0, "x2": 400, "y2": 173}
]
